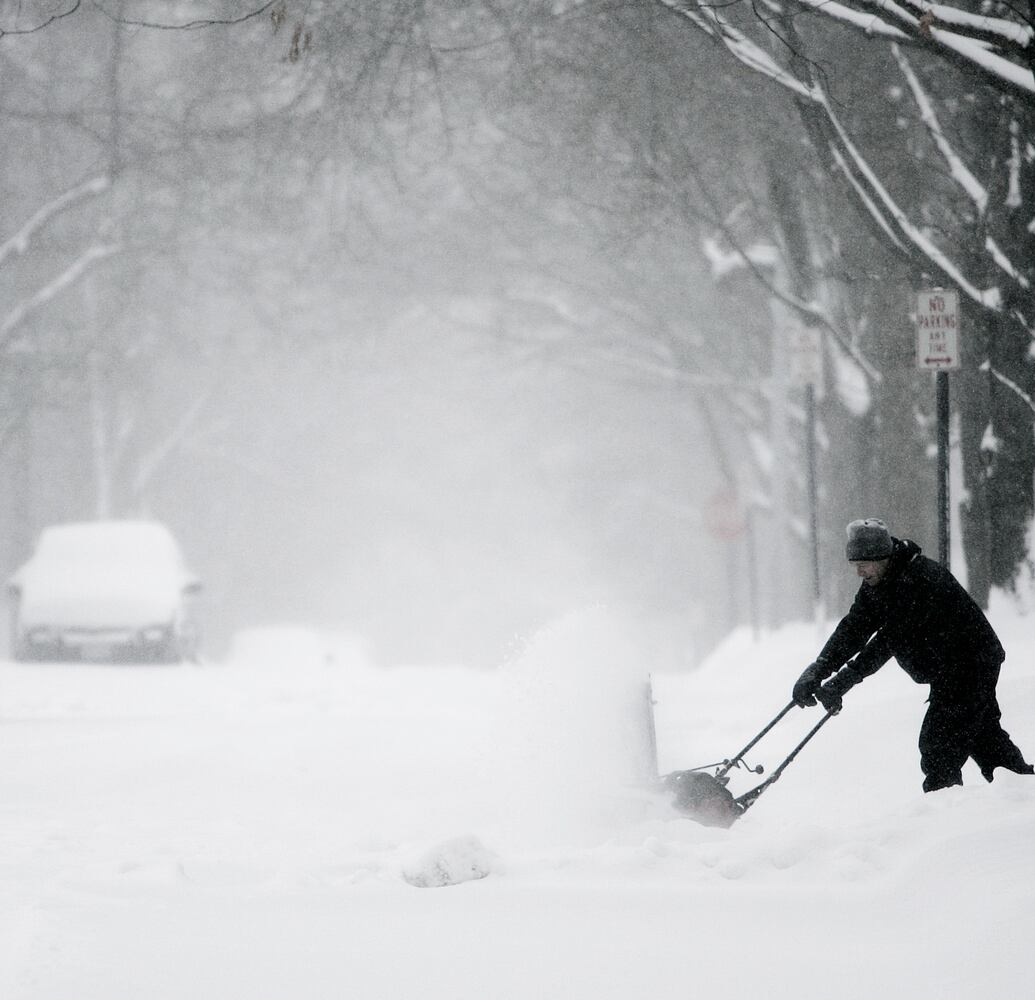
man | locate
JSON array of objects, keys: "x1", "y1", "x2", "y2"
[{"x1": 793, "y1": 517, "x2": 1033, "y2": 792}]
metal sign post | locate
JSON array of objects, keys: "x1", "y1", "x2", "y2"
[{"x1": 915, "y1": 289, "x2": 960, "y2": 567}]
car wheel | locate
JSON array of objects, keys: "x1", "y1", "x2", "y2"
[
  {"x1": 12, "y1": 640, "x2": 33, "y2": 663},
  {"x1": 14, "y1": 640, "x2": 56, "y2": 663},
  {"x1": 150, "y1": 634, "x2": 184, "y2": 665}
]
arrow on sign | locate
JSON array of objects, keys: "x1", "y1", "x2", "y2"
[{"x1": 916, "y1": 289, "x2": 961, "y2": 371}]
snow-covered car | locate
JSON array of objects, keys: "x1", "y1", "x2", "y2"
[{"x1": 7, "y1": 520, "x2": 202, "y2": 663}]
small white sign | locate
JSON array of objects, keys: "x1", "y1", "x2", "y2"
[{"x1": 916, "y1": 289, "x2": 960, "y2": 370}]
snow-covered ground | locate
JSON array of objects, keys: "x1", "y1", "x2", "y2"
[{"x1": 2, "y1": 600, "x2": 1033, "y2": 999}]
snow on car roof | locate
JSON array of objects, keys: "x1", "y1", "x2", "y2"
[{"x1": 33, "y1": 520, "x2": 183, "y2": 562}]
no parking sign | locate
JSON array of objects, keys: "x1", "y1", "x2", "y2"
[{"x1": 915, "y1": 289, "x2": 960, "y2": 370}]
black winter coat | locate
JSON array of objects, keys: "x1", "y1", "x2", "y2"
[{"x1": 818, "y1": 538, "x2": 1004, "y2": 688}]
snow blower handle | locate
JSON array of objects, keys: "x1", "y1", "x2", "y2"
[
  {"x1": 715, "y1": 701, "x2": 797, "y2": 780},
  {"x1": 735, "y1": 709, "x2": 837, "y2": 813}
]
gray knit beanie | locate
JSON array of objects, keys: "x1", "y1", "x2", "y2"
[{"x1": 845, "y1": 518, "x2": 894, "y2": 561}]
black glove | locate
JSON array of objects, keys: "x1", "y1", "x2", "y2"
[
  {"x1": 792, "y1": 660, "x2": 833, "y2": 707},
  {"x1": 816, "y1": 666, "x2": 862, "y2": 715}
]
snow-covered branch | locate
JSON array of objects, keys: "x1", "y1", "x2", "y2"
[
  {"x1": 891, "y1": 44, "x2": 987, "y2": 212},
  {"x1": 662, "y1": 1, "x2": 1033, "y2": 92},
  {"x1": 1, "y1": 243, "x2": 120, "y2": 347},
  {"x1": 983, "y1": 362, "x2": 1035, "y2": 415},
  {"x1": 704, "y1": 225, "x2": 884, "y2": 384},
  {"x1": 0, "y1": 175, "x2": 109, "y2": 269},
  {"x1": 793, "y1": 1, "x2": 1035, "y2": 98},
  {"x1": 827, "y1": 144, "x2": 909, "y2": 253},
  {"x1": 816, "y1": 87, "x2": 1000, "y2": 307},
  {"x1": 659, "y1": 2, "x2": 819, "y2": 100},
  {"x1": 986, "y1": 236, "x2": 1031, "y2": 290},
  {"x1": 657, "y1": 0, "x2": 1030, "y2": 323}
]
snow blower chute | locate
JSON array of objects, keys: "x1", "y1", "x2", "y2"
[{"x1": 660, "y1": 701, "x2": 835, "y2": 828}]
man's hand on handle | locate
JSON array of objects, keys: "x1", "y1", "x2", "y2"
[
  {"x1": 793, "y1": 658, "x2": 864, "y2": 714},
  {"x1": 815, "y1": 666, "x2": 862, "y2": 715},
  {"x1": 792, "y1": 660, "x2": 831, "y2": 707}
]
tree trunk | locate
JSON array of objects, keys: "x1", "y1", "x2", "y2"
[{"x1": 957, "y1": 367, "x2": 993, "y2": 606}]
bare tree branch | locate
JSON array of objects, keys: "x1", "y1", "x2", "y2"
[
  {"x1": 92, "y1": 0, "x2": 279, "y2": 30},
  {"x1": 132, "y1": 381, "x2": 216, "y2": 500},
  {"x1": 0, "y1": 0, "x2": 81, "y2": 37}
]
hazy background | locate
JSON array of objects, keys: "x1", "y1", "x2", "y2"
[
  {"x1": 2, "y1": 2, "x2": 1030, "y2": 666},
  {"x1": 0, "y1": 5, "x2": 774, "y2": 667}
]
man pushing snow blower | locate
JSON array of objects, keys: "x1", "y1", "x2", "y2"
[{"x1": 793, "y1": 518, "x2": 1034, "y2": 793}]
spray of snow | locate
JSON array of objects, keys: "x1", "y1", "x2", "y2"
[{"x1": 486, "y1": 607, "x2": 656, "y2": 849}]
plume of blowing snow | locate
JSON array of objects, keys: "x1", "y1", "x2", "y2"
[{"x1": 486, "y1": 607, "x2": 657, "y2": 848}]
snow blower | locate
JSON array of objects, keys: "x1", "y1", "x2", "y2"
[{"x1": 660, "y1": 701, "x2": 836, "y2": 828}]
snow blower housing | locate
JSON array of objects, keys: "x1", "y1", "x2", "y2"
[
  {"x1": 663, "y1": 770, "x2": 744, "y2": 828},
  {"x1": 659, "y1": 701, "x2": 835, "y2": 827}
]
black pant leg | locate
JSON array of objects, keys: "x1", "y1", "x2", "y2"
[
  {"x1": 919, "y1": 692, "x2": 971, "y2": 792},
  {"x1": 968, "y1": 694, "x2": 1032, "y2": 780}
]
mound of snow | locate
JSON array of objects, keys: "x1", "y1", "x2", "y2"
[{"x1": 401, "y1": 836, "x2": 499, "y2": 888}]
